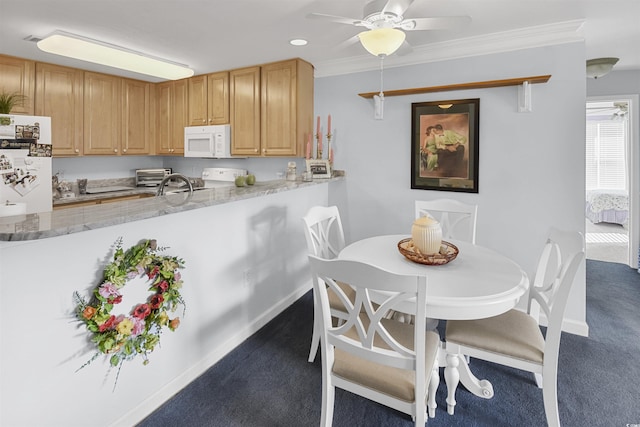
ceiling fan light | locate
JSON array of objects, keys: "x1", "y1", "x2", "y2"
[
  {"x1": 586, "y1": 57, "x2": 619, "y2": 79},
  {"x1": 358, "y1": 28, "x2": 406, "y2": 57},
  {"x1": 36, "y1": 31, "x2": 194, "y2": 80}
]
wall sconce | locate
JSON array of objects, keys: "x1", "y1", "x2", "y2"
[
  {"x1": 36, "y1": 31, "x2": 194, "y2": 80},
  {"x1": 586, "y1": 57, "x2": 619, "y2": 79}
]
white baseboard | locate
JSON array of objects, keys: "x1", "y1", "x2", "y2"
[{"x1": 111, "y1": 282, "x2": 312, "y2": 427}]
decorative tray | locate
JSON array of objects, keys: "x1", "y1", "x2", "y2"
[{"x1": 397, "y1": 238, "x2": 459, "y2": 265}]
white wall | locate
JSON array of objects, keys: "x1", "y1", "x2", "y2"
[
  {"x1": 315, "y1": 43, "x2": 589, "y2": 334},
  {"x1": 0, "y1": 184, "x2": 328, "y2": 427}
]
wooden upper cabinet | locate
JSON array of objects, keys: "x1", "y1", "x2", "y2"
[
  {"x1": 83, "y1": 72, "x2": 122, "y2": 155},
  {"x1": 156, "y1": 79, "x2": 188, "y2": 155},
  {"x1": 188, "y1": 71, "x2": 229, "y2": 126},
  {"x1": 260, "y1": 58, "x2": 313, "y2": 157},
  {"x1": 122, "y1": 78, "x2": 151, "y2": 155},
  {"x1": 34, "y1": 63, "x2": 84, "y2": 157},
  {"x1": 0, "y1": 54, "x2": 35, "y2": 115},
  {"x1": 230, "y1": 66, "x2": 261, "y2": 156},
  {"x1": 207, "y1": 71, "x2": 229, "y2": 125}
]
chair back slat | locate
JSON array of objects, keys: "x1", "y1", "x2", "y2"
[
  {"x1": 415, "y1": 199, "x2": 478, "y2": 244},
  {"x1": 309, "y1": 255, "x2": 427, "y2": 372},
  {"x1": 302, "y1": 206, "x2": 345, "y2": 259}
]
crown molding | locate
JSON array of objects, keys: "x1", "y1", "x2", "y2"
[{"x1": 314, "y1": 20, "x2": 585, "y2": 78}]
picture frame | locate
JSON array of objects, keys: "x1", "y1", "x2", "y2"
[
  {"x1": 306, "y1": 159, "x2": 332, "y2": 179},
  {"x1": 411, "y1": 98, "x2": 479, "y2": 193}
]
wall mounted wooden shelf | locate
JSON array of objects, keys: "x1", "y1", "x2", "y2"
[{"x1": 357, "y1": 75, "x2": 551, "y2": 99}]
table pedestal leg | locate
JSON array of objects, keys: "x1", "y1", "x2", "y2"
[{"x1": 444, "y1": 353, "x2": 494, "y2": 415}]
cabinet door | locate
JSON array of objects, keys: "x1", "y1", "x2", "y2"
[
  {"x1": 261, "y1": 58, "x2": 314, "y2": 158},
  {"x1": 122, "y1": 78, "x2": 151, "y2": 155},
  {"x1": 230, "y1": 66, "x2": 261, "y2": 156},
  {"x1": 83, "y1": 72, "x2": 122, "y2": 155},
  {"x1": 156, "y1": 81, "x2": 173, "y2": 155},
  {"x1": 171, "y1": 79, "x2": 188, "y2": 155},
  {"x1": 208, "y1": 71, "x2": 229, "y2": 125},
  {"x1": 35, "y1": 63, "x2": 84, "y2": 156},
  {"x1": 0, "y1": 55, "x2": 35, "y2": 115},
  {"x1": 261, "y1": 60, "x2": 297, "y2": 157},
  {"x1": 188, "y1": 75, "x2": 208, "y2": 126}
]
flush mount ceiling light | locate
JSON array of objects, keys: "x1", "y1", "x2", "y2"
[
  {"x1": 358, "y1": 28, "x2": 406, "y2": 57},
  {"x1": 36, "y1": 31, "x2": 194, "y2": 80},
  {"x1": 289, "y1": 39, "x2": 308, "y2": 46},
  {"x1": 586, "y1": 57, "x2": 619, "y2": 79}
]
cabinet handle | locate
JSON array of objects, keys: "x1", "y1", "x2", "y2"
[
  {"x1": 254, "y1": 148, "x2": 258, "y2": 153},
  {"x1": 74, "y1": 148, "x2": 79, "y2": 153},
  {"x1": 114, "y1": 148, "x2": 118, "y2": 153},
  {"x1": 202, "y1": 119, "x2": 206, "y2": 124},
  {"x1": 262, "y1": 148, "x2": 266, "y2": 153},
  {"x1": 123, "y1": 148, "x2": 127, "y2": 153}
]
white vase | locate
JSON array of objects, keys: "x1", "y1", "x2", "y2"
[{"x1": 411, "y1": 216, "x2": 442, "y2": 255}]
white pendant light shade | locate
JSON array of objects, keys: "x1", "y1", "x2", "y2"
[
  {"x1": 37, "y1": 31, "x2": 194, "y2": 80},
  {"x1": 586, "y1": 57, "x2": 619, "y2": 79},
  {"x1": 358, "y1": 28, "x2": 406, "y2": 57}
]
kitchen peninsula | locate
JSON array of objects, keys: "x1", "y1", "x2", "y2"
[{"x1": 0, "y1": 177, "x2": 341, "y2": 427}]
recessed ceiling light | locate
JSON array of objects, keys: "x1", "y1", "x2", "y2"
[{"x1": 290, "y1": 39, "x2": 308, "y2": 46}]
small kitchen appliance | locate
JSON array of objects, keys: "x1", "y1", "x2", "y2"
[
  {"x1": 184, "y1": 125, "x2": 232, "y2": 158},
  {"x1": 135, "y1": 168, "x2": 172, "y2": 187}
]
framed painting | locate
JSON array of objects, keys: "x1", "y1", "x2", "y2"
[{"x1": 411, "y1": 98, "x2": 479, "y2": 193}]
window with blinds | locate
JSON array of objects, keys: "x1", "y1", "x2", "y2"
[{"x1": 585, "y1": 118, "x2": 627, "y2": 191}]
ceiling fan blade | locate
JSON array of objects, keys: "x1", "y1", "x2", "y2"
[
  {"x1": 337, "y1": 34, "x2": 363, "y2": 50},
  {"x1": 306, "y1": 12, "x2": 364, "y2": 26},
  {"x1": 381, "y1": 0, "x2": 415, "y2": 17},
  {"x1": 401, "y1": 16, "x2": 472, "y2": 31},
  {"x1": 395, "y1": 40, "x2": 414, "y2": 56}
]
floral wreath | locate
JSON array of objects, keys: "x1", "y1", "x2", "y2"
[{"x1": 74, "y1": 238, "x2": 185, "y2": 383}]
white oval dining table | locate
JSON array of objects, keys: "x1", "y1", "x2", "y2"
[{"x1": 338, "y1": 234, "x2": 530, "y2": 412}]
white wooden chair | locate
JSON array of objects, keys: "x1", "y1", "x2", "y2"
[
  {"x1": 308, "y1": 255, "x2": 441, "y2": 426},
  {"x1": 302, "y1": 205, "x2": 353, "y2": 362},
  {"x1": 444, "y1": 228, "x2": 585, "y2": 427},
  {"x1": 415, "y1": 199, "x2": 478, "y2": 244}
]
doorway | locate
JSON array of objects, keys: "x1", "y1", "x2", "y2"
[{"x1": 585, "y1": 96, "x2": 638, "y2": 268}]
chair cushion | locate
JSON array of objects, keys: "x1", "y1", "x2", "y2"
[
  {"x1": 333, "y1": 319, "x2": 440, "y2": 402},
  {"x1": 327, "y1": 281, "x2": 355, "y2": 311},
  {"x1": 445, "y1": 309, "x2": 545, "y2": 364}
]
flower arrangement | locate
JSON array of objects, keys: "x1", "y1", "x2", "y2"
[{"x1": 74, "y1": 238, "x2": 185, "y2": 385}]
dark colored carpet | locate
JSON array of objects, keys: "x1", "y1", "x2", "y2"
[{"x1": 138, "y1": 260, "x2": 640, "y2": 426}]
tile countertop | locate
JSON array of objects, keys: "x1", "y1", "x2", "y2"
[{"x1": 0, "y1": 176, "x2": 344, "y2": 242}]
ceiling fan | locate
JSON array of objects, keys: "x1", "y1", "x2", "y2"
[{"x1": 308, "y1": 0, "x2": 471, "y2": 56}]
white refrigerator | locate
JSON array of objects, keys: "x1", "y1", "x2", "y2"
[{"x1": 0, "y1": 115, "x2": 52, "y2": 215}]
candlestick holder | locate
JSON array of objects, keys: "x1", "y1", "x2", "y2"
[
  {"x1": 326, "y1": 133, "x2": 332, "y2": 164},
  {"x1": 316, "y1": 133, "x2": 323, "y2": 159}
]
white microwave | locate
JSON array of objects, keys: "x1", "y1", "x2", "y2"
[{"x1": 184, "y1": 124, "x2": 232, "y2": 158}]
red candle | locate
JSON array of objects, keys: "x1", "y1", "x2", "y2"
[{"x1": 327, "y1": 114, "x2": 331, "y2": 134}]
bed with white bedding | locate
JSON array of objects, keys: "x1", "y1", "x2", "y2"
[{"x1": 585, "y1": 190, "x2": 629, "y2": 226}]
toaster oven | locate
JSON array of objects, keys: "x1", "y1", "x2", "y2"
[{"x1": 135, "y1": 168, "x2": 172, "y2": 187}]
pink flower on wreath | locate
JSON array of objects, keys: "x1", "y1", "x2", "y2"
[
  {"x1": 132, "y1": 303, "x2": 151, "y2": 319},
  {"x1": 149, "y1": 294, "x2": 164, "y2": 309},
  {"x1": 131, "y1": 317, "x2": 145, "y2": 337},
  {"x1": 148, "y1": 266, "x2": 160, "y2": 279},
  {"x1": 174, "y1": 271, "x2": 181, "y2": 281},
  {"x1": 156, "y1": 280, "x2": 169, "y2": 293},
  {"x1": 99, "y1": 282, "x2": 119, "y2": 299},
  {"x1": 126, "y1": 270, "x2": 139, "y2": 280},
  {"x1": 136, "y1": 265, "x2": 145, "y2": 275},
  {"x1": 108, "y1": 294, "x2": 123, "y2": 304}
]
